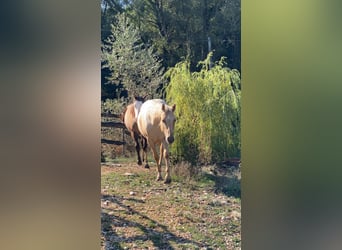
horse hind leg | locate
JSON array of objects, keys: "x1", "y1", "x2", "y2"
[
  {"x1": 133, "y1": 133, "x2": 142, "y2": 166},
  {"x1": 141, "y1": 137, "x2": 149, "y2": 168}
]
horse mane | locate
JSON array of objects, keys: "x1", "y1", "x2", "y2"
[
  {"x1": 134, "y1": 96, "x2": 145, "y2": 102},
  {"x1": 121, "y1": 95, "x2": 147, "y2": 123},
  {"x1": 134, "y1": 94, "x2": 148, "y2": 103}
]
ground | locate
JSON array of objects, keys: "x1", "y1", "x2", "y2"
[{"x1": 101, "y1": 159, "x2": 241, "y2": 250}]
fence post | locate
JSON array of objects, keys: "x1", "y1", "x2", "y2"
[{"x1": 122, "y1": 127, "x2": 125, "y2": 155}]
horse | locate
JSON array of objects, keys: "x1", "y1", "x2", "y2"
[
  {"x1": 121, "y1": 96, "x2": 149, "y2": 168},
  {"x1": 137, "y1": 99, "x2": 176, "y2": 183}
]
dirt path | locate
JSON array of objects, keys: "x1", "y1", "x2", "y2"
[{"x1": 101, "y1": 162, "x2": 241, "y2": 249}]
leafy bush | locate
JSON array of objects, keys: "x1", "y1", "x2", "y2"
[
  {"x1": 101, "y1": 98, "x2": 126, "y2": 115},
  {"x1": 165, "y1": 53, "x2": 241, "y2": 164}
]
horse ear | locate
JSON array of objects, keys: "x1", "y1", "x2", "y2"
[
  {"x1": 171, "y1": 104, "x2": 176, "y2": 112},
  {"x1": 162, "y1": 103, "x2": 166, "y2": 112}
]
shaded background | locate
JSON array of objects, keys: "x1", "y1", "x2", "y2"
[
  {"x1": 0, "y1": 0, "x2": 342, "y2": 249},
  {"x1": 242, "y1": 0, "x2": 342, "y2": 249},
  {"x1": 0, "y1": 0, "x2": 100, "y2": 249}
]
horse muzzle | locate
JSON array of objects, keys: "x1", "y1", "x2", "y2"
[{"x1": 167, "y1": 135, "x2": 174, "y2": 144}]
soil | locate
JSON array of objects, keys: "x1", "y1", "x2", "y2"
[{"x1": 101, "y1": 161, "x2": 241, "y2": 250}]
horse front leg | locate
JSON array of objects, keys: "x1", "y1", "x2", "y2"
[
  {"x1": 149, "y1": 140, "x2": 162, "y2": 181},
  {"x1": 158, "y1": 143, "x2": 163, "y2": 167},
  {"x1": 162, "y1": 142, "x2": 171, "y2": 184}
]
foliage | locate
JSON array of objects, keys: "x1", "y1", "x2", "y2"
[
  {"x1": 125, "y1": 0, "x2": 241, "y2": 71},
  {"x1": 100, "y1": 1, "x2": 241, "y2": 164},
  {"x1": 101, "y1": 97, "x2": 126, "y2": 115},
  {"x1": 101, "y1": 13, "x2": 165, "y2": 98},
  {"x1": 165, "y1": 53, "x2": 241, "y2": 164},
  {"x1": 101, "y1": 0, "x2": 122, "y2": 42},
  {"x1": 101, "y1": 0, "x2": 241, "y2": 101}
]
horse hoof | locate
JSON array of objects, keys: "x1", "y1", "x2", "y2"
[
  {"x1": 137, "y1": 161, "x2": 142, "y2": 166},
  {"x1": 144, "y1": 164, "x2": 150, "y2": 169},
  {"x1": 156, "y1": 177, "x2": 163, "y2": 181},
  {"x1": 164, "y1": 179, "x2": 171, "y2": 184}
]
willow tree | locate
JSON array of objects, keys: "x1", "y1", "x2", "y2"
[
  {"x1": 165, "y1": 53, "x2": 241, "y2": 164},
  {"x1": 101, "y1": 13, "x2": 164, "y2": 98}
]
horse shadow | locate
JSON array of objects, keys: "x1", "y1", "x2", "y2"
[{"x1": 101, "y1": 194, "x2": 205, "y2": 250}]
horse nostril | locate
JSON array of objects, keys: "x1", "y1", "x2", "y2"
[{"x1": 167, "y1": 136, "x2": 174, "y2": 144}]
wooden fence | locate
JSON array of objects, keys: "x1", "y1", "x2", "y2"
[
  {"x1": 101, "y1": 113, "x2": 130, "y2": 155},
  {"x1": 101, "y1": 113, "x2": 241, "y2": 165}
]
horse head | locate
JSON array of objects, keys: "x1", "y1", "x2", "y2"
[{"x1": 161, "y1": 103, "x2": 176, "y2": 144}]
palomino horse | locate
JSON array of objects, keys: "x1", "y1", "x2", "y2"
[
  {"x1": 121, "y1": 96, "x2": 149, "y2": 167},
  {"x1": 137, "y1": 99, "x2": 176, "y2": 183}
]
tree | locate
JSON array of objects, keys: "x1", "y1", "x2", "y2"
[
  {"x1": 126, "y1": 0, "x2": 241, "y2": 71},
  {"x1": 101, "y1": 13, "x2": 164, "y2": 98},
  {"x1": 210, "y1": 0, "x2": 241, "y2": 70},
  {"x1": 165, "y1": 53, "x2": 241, "y2": 164},
  {"x1": 101, "y1": 0, "x2": 123, "y2": 43}
]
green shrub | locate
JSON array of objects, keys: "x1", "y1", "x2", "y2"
[{"x1": 165, "y1": 53, "x2": 241, "y2": 164}]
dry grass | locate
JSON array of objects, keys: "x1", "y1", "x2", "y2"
[
  {"x1": 101, "y1": 162, "x2": 241, "y2": 249},
  {"x1": 171, "y1": 161, "x2": 200, "y2": 182}
]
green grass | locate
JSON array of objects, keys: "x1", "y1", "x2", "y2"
[{"x1": 103, "y1": 155, "x2": 137, "y2": 164}]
